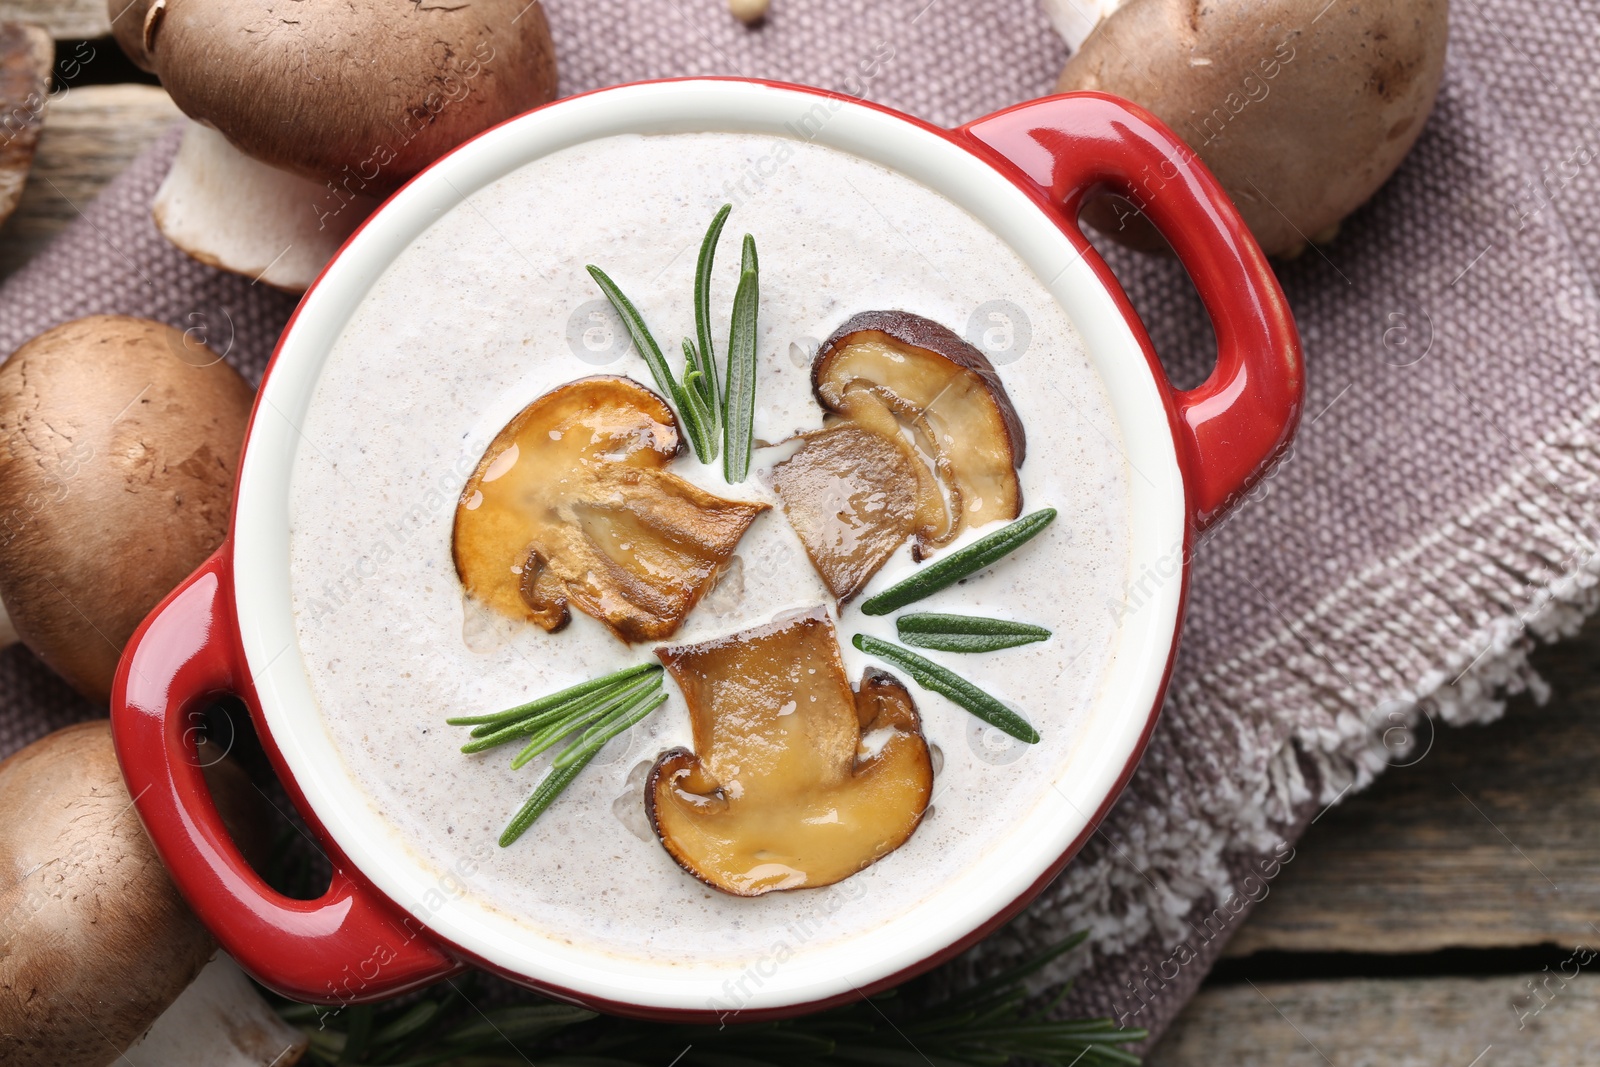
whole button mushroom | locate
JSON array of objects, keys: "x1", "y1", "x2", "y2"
[
  {"x1": 0, "y1": 720, "x2": 292, "y2": 1067},
  {"x1": 108, "y1": 0, "x2": 560, "y2": 291},
  {"x1": 1051, "y1": 0, "x2": 1449, "y2": 257},
  {"x1": 0, "y1": 316, "x2": 253, "y2": 703}
]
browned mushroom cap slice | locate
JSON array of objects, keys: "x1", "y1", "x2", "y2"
[
  {"x1": 774, "y1": 310, "x2": 1025, "y2": 600},
  {"x1": 813, "y1": 311, "x2": 1025, "y2": 541},
  {"x1": 648, "y1": 608, "x2": 933, "y2": 896},
  {"x1": 453, "y1": 376, "x2": 768, "y2": 644},
  {"x1": 770, "y1": 424, "x2": 924, "y2": 604}
]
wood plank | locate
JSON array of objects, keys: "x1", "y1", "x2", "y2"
[
  {"x1": 0, "y1": 0, "x2": 109, "y2": 41},
  {"x1": 1148, "y1": 973, "x2": 1600, "y2": 1066},
  {"x1": 0, "y1": 82, "x2": 179, "y2": 281},
  {"x1": 1226, "y1": 610, "x2": 1600, "y2": 956}
]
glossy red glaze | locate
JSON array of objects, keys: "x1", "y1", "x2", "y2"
[
  {"x1": 110, "y1": 81, "x2": 1301, "y2": 1017},
  {"x1": 110, "y1": 552, "x2": 462, "y2": 1004},
  {"x1": 963, "y1": 92, "x2": 1303, "y2": 528}
]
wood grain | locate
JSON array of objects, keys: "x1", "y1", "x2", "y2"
[
  {"x1": 0, "y1": 82, "x2": 178, "y2": 281},
  {"x1": 0, "y1": 1, "x2": 109, "y2": 41},
  {"x1": 1225, "y1": 610, "x2": 1600, "y2": 956},
  {"x1": 1149, "y1": 973, "x2": 1600, "y2": 1066}
]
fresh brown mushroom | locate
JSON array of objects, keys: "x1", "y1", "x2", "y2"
[
  {"x1": 107, "y1": 0, "x2": 559, "y2": 291},
  {"x1": 648, "y1": 609, "x2": 933, "y2": 896},
  {"x1": 453, "y1": 376, "x2": 768, "y2": 643},
  {"x1": 1054, "y1": 0, "x2": 1449, "y2": 257},
  {"x1": 0, "y1": 23, "x2": 51, "y2": 229},
  {"x1": 0, "y1": 316, "x2": 253, "y2": 702},
  {"x1": 773, "y1": 310, "x2": 1024, "y2": 599},
  {"x1": 0, "y1": 720, "x2": 279, "y2": 1067}
]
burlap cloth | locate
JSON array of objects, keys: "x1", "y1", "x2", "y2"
[{"x1": 2, "y1": 0, "x2": 1596, "y2": 1047}]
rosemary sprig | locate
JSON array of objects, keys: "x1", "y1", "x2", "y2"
[
  {"x1": 447, "y1": 663, "x2": 659, "y2": 729},
  {"x1": 449, "y1": 663, "x2": 668, "y2": 845},
  {"x1": 897, "y1": 612, "x2": 1052, "y2": 653},
  {"x1": 853, "y1": 633, "x2": 1040, "y2": 743},
  {"x1": 508, "y1": 672, "x2": 661, "y2": 769},
  {"x1": 497, "y1": 681, "x2": 668, "y2": 847},
  {"x1": 861, "y1": 508, "x2": 1058, "y2": 616},
  {"x1": 587, "y1": 264, "x2": 718, "y2": 463},
  {"x1": 275, "y1": 931, "x2": 1145, "y2": 1066},
  {"x1": 723, "y1": 233, "x2": 760, "y2": 483},
  {"x1": 586, "y1": 204, "x2": 757, "y2": 473}
]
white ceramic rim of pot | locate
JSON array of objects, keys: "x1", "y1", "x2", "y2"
[{"x1": 234, "y1": 79, "x2": 1186, "y2": 1013}]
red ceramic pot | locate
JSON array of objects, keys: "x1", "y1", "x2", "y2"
[{"x1": 111, "y1": 79, "x2": 1301, "y2": 1021}]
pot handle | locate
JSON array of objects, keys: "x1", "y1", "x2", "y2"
[
  {"x1": 960, "y1": 92, "x2": 1303, "y2": 527},
  {"x1": 110, "y1": 549, "x2": 461, "y2": 1004}
]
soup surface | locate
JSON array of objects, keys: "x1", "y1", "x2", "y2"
[{"x1": 287, "y1": 130, "x2": 1133, "y2": 965}]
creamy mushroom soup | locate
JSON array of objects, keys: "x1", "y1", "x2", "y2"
[{"x1": 286, "y1": 131, "x2": 1133, "y2": 965}]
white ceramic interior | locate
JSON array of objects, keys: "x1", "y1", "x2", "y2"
[{"x1": 232, "y1": 80, "x2": 1187, "y2": 1013}]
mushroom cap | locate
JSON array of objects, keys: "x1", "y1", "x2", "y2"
[
  {"x1": 121, "y1": 0, "x2": 558, "y2": 195},
  {"x1": 1058, "y1": 0, "x2": 1448, "y2": 257},
  {"x1": 0, "y1": 720, "x2": 267, "y2": 1067},
  {"x1": 0, "y1": 316, "x2": 253, "y2": 702}
]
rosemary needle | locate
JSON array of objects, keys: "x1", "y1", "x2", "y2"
[
  {"x1": 449, "y1": 663, "x2": 670, "y2": 843},
  {"x1": 586, "y1": 205, "x2": 758, "y2": 481},
  {"x1": 499, "y1": 755, "x2": 590, "y2": 847},
  {"x1": 463, "y1": 682, "x2": 635, "y2": 751},
  {"x1": 861, "y1": 508, "x2": 1057, "y2": 616},
  {"x1": 896, "y1": 612, "x2": 1052, "y2": 653},
  {"x1": 853, "y1": 633, "x2": 1040, "y2": 743},
  {"x1": 587, "y1": 264, "x2": 716, "y2": 462},
  {"x1": 459, "y1": 668, "x2": 663, "y2": 752},
  {"x1": 499, "y1": 689, "x2": 667, "y2": 846},
  {"x1": 447, "y1": 662, "x2": 659, "y2": 727},
  {"x1": 508, "y1": 673, "x2": 661, "y2": 770},
  {"x1": 693, "y1": 203, "x2": 732, "y2": 424},
  {"x1": 554, "y1": 688, "x2": 668, "y2": 771},
  {"x1": 722, "y1": 233, "x2": 759, "y2": 483}
]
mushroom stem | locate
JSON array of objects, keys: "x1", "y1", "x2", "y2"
[
  {"x1": 153, "y1": 121, "x2": 378, "y2": 293},
  {"x1": 124, "y1": 954, "x2": 308, "y2": 1067}
]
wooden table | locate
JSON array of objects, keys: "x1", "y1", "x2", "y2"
[
  {"x1": 1146, "y1": 612, "x2": 1600, "y2": 1065},
  {"x1": 6, "y1": 13, "x2": 1597, "y2": 1063}
]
